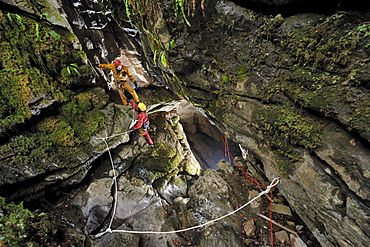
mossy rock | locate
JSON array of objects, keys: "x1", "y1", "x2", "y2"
[{"x1": 136, "y1": 143, "x2": 181, "y2": 173}]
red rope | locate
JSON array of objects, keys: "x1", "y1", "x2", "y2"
[
  {"x1": 221, "y1": 134, "x2": 267, "y2": 187},
  {"x1": 221, "y1": 133, "x2": 275, "y2": 246},
  {"x1": 221, "y1": 134, "x2": 229, "y2": 161},
  {"x1": 270, "y1": 189, "x2": 274, "y2": 247}
]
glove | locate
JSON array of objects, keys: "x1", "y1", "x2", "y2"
[
  {"x1": 95, "y1": 64, "x2": 100, "y2": 67},
  {"x1": 134, "y1": 81, "x2": 138, "y2": 88},
  {"x1": 150, "y1": 145, "x2": 155, "y2": 148}
]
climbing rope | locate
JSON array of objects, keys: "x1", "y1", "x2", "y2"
[
  {"x1": 221, "y1": 133, "x2": 277, "y2": 247},
  {"x1": 93, "y1": 129, "x2": 133, "y2": 141},
  {"x1": 91, "y1": 131, "x2": 279, "y2": 239},
  {"x1": 93, "y1": 175, "x2": 279, "y2": 238},
  {"x1": 102, "y1": 132, "x2": 118, "y2": 231},
  {"x1": 221, "y1": 134, "x2": 231, "y2": 164}
]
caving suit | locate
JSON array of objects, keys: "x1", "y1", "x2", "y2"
[
  {"x1": 98, "y1": 63, "x2": 140, "y2": 105},
  {"x1": 129, "y1": 101, "x2": 154, "y2": 146}
]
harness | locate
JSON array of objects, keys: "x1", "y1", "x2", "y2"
[
  {"x1": 115, "y1": 67, "x2": 128, "y2": 85},
  {"x1": 140, "y1": 112, "x2": 149, "y2": 130}
]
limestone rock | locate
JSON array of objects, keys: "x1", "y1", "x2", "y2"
[
  {"x1": 291, "y1": 234, "x2": 308, "y2": 247},
  {"x1": 275, "y1": 230, "x2": 289, "y2": 243},
  {"x1": 77, "y1": 178, "x2": 113, "y2": 218},
  {"x1": 156, "y1": 175, "x2": 188, "y2": 203},
  {"x1": 243, "y1": 219, "x2": 256, "y2": 236},
  {"x1": 216, "y1": 160, "x2": 234, "y2": 174},
  {"x1": 149, "y1": 3, "x2": 370, "y2": 246},
  {"x1": 114, "y1": 176, "x2": 160, "y2": 220},
  {"x1": 94, "y1": 230, "x2": 140, "y2": 247},
  {"x1": 271, "y1": 204, "x2": 293, "y2": 216},
  {"x1": 186, "y1": 169, "x2": 243, "y2": 246}
]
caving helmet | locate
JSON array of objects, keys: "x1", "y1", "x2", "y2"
[
  {"x1": 138, "y1": 102, "x2": 147, "y2": 111},
  {"x1": 114, "y1": 59, "x2": 122, "y2": 70}
]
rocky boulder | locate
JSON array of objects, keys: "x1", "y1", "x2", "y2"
[{"x1": 124, "y1": 0, "x2": 370, "y2": 246}]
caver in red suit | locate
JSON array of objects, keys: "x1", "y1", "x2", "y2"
[{"x1": 129, "y1": 101, "x2": 154, "y2": 147}]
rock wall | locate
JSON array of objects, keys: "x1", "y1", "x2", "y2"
[
  {"x1": 127, "y1": 0, "x2": 370, "y2": 246},
  {"x1": 1, "y1": 0, "x2": 370, "y2": 246}
]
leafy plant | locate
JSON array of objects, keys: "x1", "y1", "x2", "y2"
[
  {"x1": 356, "y1": 23, "x2": 370, "y2": 35},
  {"x1": 166, "y1": 39, "x2": 176, "y2": 49},
  {"x1": 15, "y1": 14, "x2": 25, "y2": 30},
  {"x1": 172, "y1": 0, "x2": 191, "y2": 26},
  {"x1": 122, "y1": 0, "x2": 132, "y2": 20},
  {"x1": 154, "y1": 51, "x2": 168, "y2": 67},
  {"x1": 35, "y1": 23, "x2": 41, "y2": 41},
  {"x1": 66, "y1": 63, "x2": 81, "y2": 76},
  {"x1": 0, "y1": 197, "x2": 57, "y2": 246},
  {"x1": 160, "y1": 52, "x2": 167, "y2": 67},
  {"x1": 40, "y1": 13, "x2": 50, "y2": 19},
  {"x1": 48, "y1": 30, "x2": 61, "y2": 41}
]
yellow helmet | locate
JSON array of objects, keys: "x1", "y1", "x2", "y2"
[{"x1": 138, "y1": 102, "x2": 147, "y2": 111}]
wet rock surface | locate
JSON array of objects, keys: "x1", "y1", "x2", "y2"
[
  {"x1": 58, "y1": 157, "x2": 319, "y2": 246},
  {"x1": 47, "y1": 98, "x2": 318, "y2": 246},
  {"x1": 1, "y1": 0, "x2": 370, "y2": 246},
  {"x1": 136, "y1": 0, "x2": 370, "y2": 246}
]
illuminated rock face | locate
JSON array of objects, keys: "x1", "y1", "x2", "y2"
[
  {"x1": 124, "y1": 1, "x2": 370, "y2": 246},
  {"x1": 1, "y1": 0, "x2": 370, "y2": 246}
]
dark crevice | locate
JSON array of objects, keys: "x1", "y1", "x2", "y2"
[
  {"x1": 231, "y1": 0, "x2": 370, "y2": 17},
  {"x1": 0, "y1": 167, "x2": 72, "y2": 208},
  {"x1": 0, "y1": 100, "x2": 61, "y2": 145},
  {"x1": 296, "y1": 101, "x2": 370, "y2": 148},
  {"x1": 0, "y1": 148, "x2": 110, "y2": 211},
  {"x1": 185, "y1": 85, "x2": 213, "y2": 94},
  {"x1": 229, "y1": 92, "x2": 263, "y2": 102}
]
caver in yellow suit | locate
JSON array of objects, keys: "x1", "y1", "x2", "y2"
[{"x1": 97, "y1": 59, "x2": 140, "y2": 105}]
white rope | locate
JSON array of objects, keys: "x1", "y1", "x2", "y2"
[
  {"x1": 91, "y1": 125, "x2": 280, "y2": 239},
  {"x1": 91, "y1": 106, "x2": 136, "y2": 142},
  {"x1": 101, "y1": 132, "x2": 118, "y2": 231},
  {"x1": 93, "y1": 171, "x2": 279, "y2": 238},
  {"x1": 93, "y1": 129, "x2": 134, "y2": 141}
]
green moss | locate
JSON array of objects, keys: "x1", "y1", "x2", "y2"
[
  {"x1": 0, "y1": 90, "x2": 107, "y2": 172},
  {"x1": 0, "y1": 11, "x2": 93, "y2": 132},
  {"x1": 261, "y1": 65, "x2": 370, "y2": 134},
  {"x1": 253, "y1": 104, "x2": 324, "y2": 174},
  {"x1": 279, "y1": 15, "x2": 370, "y2": 73},
  {"x1": 237, "y1": 65, "x2": 248, "y2": 75},
  {"x1": 0, "y1": 9, "x2": 103, "y2": 171},
  {"x1": 148, "y1": 143, "x2": 181, "y2": 172}
]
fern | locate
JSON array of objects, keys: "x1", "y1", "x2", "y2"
[
  {"x1": 35, "y1": 23, "x2": 41, "y2": 41},
  {"x1": 66, "y1": 63, "x2": 81, "y2": 76},
  {"x1": 48, "y1": 30, "x2": 61, "y2": 40},
  {"x1": 123, "y1": 0, "x2": 132, "y2": 20},
  {"x1": 160, "y1": 52, "x2": 167, "y2": 67},
  {"x1": 173, "y1": 0, "x2": 191, "y2": 26}
]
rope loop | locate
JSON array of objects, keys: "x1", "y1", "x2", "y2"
[
  {"x1": 90, "y1": 133, "x2": 280, "y2": 239},
  {"x1": 259, "y1": 177, "x2": 280, "y2": 196}
]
